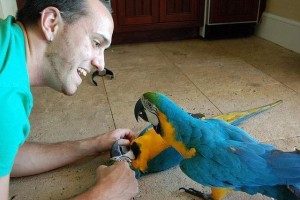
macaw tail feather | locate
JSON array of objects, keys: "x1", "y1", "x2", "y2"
[{"x1": 214, "y1": 100, "x2": 282, "y2": 126}]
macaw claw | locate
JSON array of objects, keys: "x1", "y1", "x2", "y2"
[
  {"x1": 179, "y1": 187, "x2": 213, "y2": 200},
  {"x1": 294, "y1": 147, "x2": 300, "y2": 153}
]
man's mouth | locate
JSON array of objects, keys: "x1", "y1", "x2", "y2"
[{"x1": 77, "y1": 67, "x2": 88, "y2": 77}]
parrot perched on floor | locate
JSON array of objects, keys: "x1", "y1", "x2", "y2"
[
  {"x1": 130, "y1": 99, "x2": 282, "y2": 177},
  {"x1": 133, "y1": 92, "x2": 300, "y2": 200}
]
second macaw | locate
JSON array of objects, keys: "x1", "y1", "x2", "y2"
[{"x1": 133, "y1": 92, "x2": 300, "y2": 200}]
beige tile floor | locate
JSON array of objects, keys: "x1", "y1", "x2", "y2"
[{"x1": 10, "y1": 36, "x2": 300, "y2": 200}]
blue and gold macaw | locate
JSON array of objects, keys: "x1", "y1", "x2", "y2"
[
  {"x1": 133, "y1": 92, "x2": 300, "y2": 200},
  {"x1": 131, "y1": 99, "x2": 282, "y2": 177}
]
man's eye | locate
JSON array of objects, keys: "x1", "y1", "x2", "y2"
[{"x1": 93, "y1": 40, "x2": 101, "y2": 48}]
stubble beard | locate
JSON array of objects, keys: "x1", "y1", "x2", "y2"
[{"x1": 45, "y1": 52, "x2": 74, "y2": 95}]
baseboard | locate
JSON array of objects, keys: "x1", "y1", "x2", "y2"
[{"x1": 255, "y1": 12, "x2": 300, "y2": 54}]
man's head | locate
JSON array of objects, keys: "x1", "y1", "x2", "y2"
[
  {"x1": 17, "y1": 0, "x2": 89, "y2": 26},
  {"x1": 16, "y1": 0, "x2": 111, "y2": 26},
  {"x1": 17, "y1": 0, "x2": 114, "y2": 95}
]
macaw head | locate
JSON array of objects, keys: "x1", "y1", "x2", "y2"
[
  {"x1": 134, "y1": 92, "x2": 163, "y2": 134},
  {"x1": 134, "y1": 92, "x2": 197, "y2": 158},
  {"x1": 134, "y1": 92, "x2": 188, "y2": 135}
]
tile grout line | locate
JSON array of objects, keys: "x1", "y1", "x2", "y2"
[
  {"x1": 250, "y1": 64, "x2": 300, "y2": 97},
  {"x1": 101, "y1": 77, "x2": 117, "y2": 129},
  {"x1": 155, "y1": 43, "x2": 224, "y2": 115}
]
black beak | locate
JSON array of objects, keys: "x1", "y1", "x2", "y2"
[{"x1": 134, "y1": 99, "x2": 148, "y2": 122}]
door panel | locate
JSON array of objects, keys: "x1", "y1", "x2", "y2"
[
  {"x1": 209, "y1": 0, "x2": 260, "y2": 24},
  {"x1": 160, "y1": 0, "x2": 200, "y2": 22},
  {"x1": 117, "y1": 0, "x2": 159, "y2": 25}
]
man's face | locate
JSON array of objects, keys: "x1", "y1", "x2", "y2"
[{"x1": 45, "y1": 0, "x2": 114, "y2": 95}]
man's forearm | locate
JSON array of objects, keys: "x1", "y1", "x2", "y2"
[
  {"x1": 0, "y1": 175, "x2": 9, "y2": 200},
  {"x1": 11, "y1": 138, "x2": 99, "y2": 177}
]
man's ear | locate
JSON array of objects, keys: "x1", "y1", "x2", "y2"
[{"x1": 40, "y1": 7, "x2": 62, "y2": 42}]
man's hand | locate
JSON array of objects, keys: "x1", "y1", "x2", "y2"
[
  {"x1": 74, "y1": 161, "x2": 139, "y2": 200},
  {"x1": 97, "y1": 161, "x2": 139, "y2": 199},
  {"x1": 94, "y1": 129, "x2": 135, "y2": 153}
]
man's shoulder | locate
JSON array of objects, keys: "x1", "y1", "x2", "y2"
[
  {"x1": 0, "y1": 16, "x2": 16, "y2": 35},
  {"x1": 0, "y1": 16, "x2": 27, "y2": 84}
]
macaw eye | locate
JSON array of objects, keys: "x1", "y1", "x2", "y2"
[
  {"x1": 145, "y1": 101, "x2": 156, "y2": 112},
  {"x1": 147, "y1": 102, "x2": 153, "y2": 108}
]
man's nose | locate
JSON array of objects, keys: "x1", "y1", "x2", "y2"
[{"x1": 92, "y1": 53, "x2": 105, "y2": 71}]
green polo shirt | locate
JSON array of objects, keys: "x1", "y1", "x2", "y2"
[{"x1": 0, "y1": 16, "x2": 33, "y2": 176}]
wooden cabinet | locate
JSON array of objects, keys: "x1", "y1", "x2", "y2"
[
  {"x1": 116, "y1": 0, "x2": 159, "y2": 26},
  {"x1": 200, "y1": 0, "x2": 263, "y2": 39},
  {"x1": 160, "y1": 0, "x2": 200, "y2": 22},
  {"x1": 208, "y1": 0, "x2": 260, "y2": 24},
  {"x1": 112, "y1": 0, "x2": 205, "y2": 43},
  {"x1": 16, "y1": 0, "x2": 265, "y2": 42}
]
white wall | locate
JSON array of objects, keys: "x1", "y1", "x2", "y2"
[
  {"x1": 0, "y1": 0, "x2": 17, "y2": 19},
  {"x1": 255, "y1": 12, "x2": 300, "y2": 54}
]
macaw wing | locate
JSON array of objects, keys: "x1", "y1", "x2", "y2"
[
  {"x1": 179, "y1": 149, "x2": 241, "y2": 187},
  {"x1": 180, "y1": 135, "x2": 279, "y2": 188}
]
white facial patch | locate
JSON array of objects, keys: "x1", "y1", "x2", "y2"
[{"x1": 145, "y1": 109, "x2": 159, "y2": 126}]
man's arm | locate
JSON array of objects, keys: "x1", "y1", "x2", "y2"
[
  {"x1": 11, "y1": 128, "x2": 139, "y2": 199},
  {"x1": 11, "y1": 129, "x2": 135, "y2": 177},
  {"x1": 0, "y1": 175, "x2": 9, "y2": 200},
  {"x1": 11, "y1": 140, "x2": 93, "y2": 177}
]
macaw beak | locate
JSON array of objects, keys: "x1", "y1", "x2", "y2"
[{"x1": 134, "y1": 99, "x2": 148, "y2": 122}]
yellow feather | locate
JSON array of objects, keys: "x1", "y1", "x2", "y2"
[
  {"x1": 211, "y1": 188, "x2": 232, "y2": 200},
  {"x1": 131, "y1": 129, "x2": 169, "y2": 172},
  {"x1": 158, "y1": 111, "x2": 196, "y2": 159}
]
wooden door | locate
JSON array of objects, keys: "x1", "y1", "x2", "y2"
[
  {"x1": 209, "y1": 0, "x2": 260, "y2": 24},
  {"x1": 160, "y1": 0, "x2": 201, "y2": 22},
  {"x1": 117, "y1": 0, "x2": 159, "y2": 26}
]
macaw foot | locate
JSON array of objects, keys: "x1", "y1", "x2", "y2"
[{"x1": 179, "y1": 188, "x2": 213, "y2": 200}]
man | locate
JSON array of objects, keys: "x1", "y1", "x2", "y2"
[{"x1": 0, "y1": 0, "x2": 139, "y2": 199}]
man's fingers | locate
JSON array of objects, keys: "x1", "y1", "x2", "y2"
[
  {"x1": 117, "y1": 139, "x2": 131, "y2": 146},
  {"x1": 114, "y1": 160, "x2": 130, "y2": 169},
  {"x1": 119, "y1": 129, "x2": 135, "y2": 141},
  {"x1": 98, "y1": 165, "x2": 107, "y2": 170}
]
